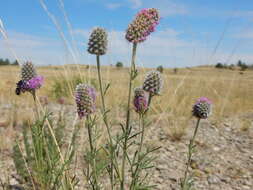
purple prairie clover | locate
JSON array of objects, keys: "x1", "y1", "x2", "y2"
[
  {"x1": 16, "y1": 62, "x2": 44, "y2": 95},
  {"x1": 75, "y1": 84, "x2": 96, "y2": 119},
  {"x1": 16, "y1": 76, "x2": 44, "y2": 95},
  {"x1": 27, "y1": 76, "x2": 44, "y2": 90},
  {"x1": 192, "y1": 97, "x2": 212, "y2": 119},
  {"x1": 126, "y1": 8, "x2": 160, "y2": 43},
  {"x1": 133, "y1": 87, "x2": 149, "y2": 114}
]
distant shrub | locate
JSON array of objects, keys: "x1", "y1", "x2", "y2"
[
  {"x1": 116, "y1": 61, "x2": 123, "y2": 68},
  {"x1": 215, "y1": 63, "x2": 224, "y2": 69},
  {"x1": 237, "y1": 60, "x2": 249, "y2": 71},
  {"x1": 0, "y1": 58, "x2": 19, "y2": 66},
  {"x1": 174, "y1": 68, "x2": 178, "y2": 74},
  {"x1": 156, "y1": 65, "x2": 164, "y2": 73}
]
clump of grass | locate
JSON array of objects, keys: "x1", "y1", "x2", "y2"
[
  {"x1": 240, "y1": 119, "x2": 252, "y2": 132},
  {"x1": 50, "y1": 74, "x2": 97, "y2": 99},
  {"x1": 12, "y1": 113, "x2": 78, "y2": 190},
  {"x1": 167, "y1": 117, "x2": 188, "y2": 141}
]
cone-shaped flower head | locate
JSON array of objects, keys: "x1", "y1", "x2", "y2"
[
  {"x1": 16, "y1": 62, "x2": 44, "y2": 95},
  {"x1": 88, "y1": 27, "x2": 108, "y2": 55},
  {"x1": 192, "y1": 97, "x2": 212, "y2": 119},
  {"x1": 133, "y1": 87, "x2": 149, "y2": 114},
  {"x1": 126, "y1": 8, "x2": 160, "y2": 43},
  {"x1": 21, "y1": 61, "x2": 37, "y2": 81},
  {"x1": 75, "y1": 84, "x2": 96, "y2": 119},
  {"x1": 143, "y1": 70, "x2": 163, "y2": 96}
]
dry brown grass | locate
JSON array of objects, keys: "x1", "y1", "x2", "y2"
[{"x1": 0, "y1": 65, "x2": 253, "y2": 142}]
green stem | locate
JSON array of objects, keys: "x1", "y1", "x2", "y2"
[
  {"x1": 121, "y1": 42, "x2": 138, "y2": 190},
  {"x1": 138, "y1": 114, "x2": 145, "y2": 158},
  {"x1": 96, "y1": 55, "x2": 114, "y2": 189},
  {"x1": 130, "y1": 114, "x2": 145, "y2": 189},
  {"x1": 31, "y1": 90, "x2": 39, "y2": 119},
  {"x1": 182, "y1": 118, "x2": 201, "y2": 189},
  {"x1": 86, "y1": 116, "x2": 99, "y2": 190}
]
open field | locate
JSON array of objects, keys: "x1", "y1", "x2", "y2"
[
  {"x1": 1, "y1": 65, "x2": 253, "y2": 116},
  {"x1": 0, "y1": 65, "x2": 253, "y2": 189}
]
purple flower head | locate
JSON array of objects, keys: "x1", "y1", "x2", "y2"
[
  {"x1": 133, "y1": 87, "x2": 149, "y2": 114},
  {"x1": 27, "y1": 76, "x2": 44, "y2": 90},
  {"x1": 195, "y1": 97, "x2": 212, "y2": 105},
  {"x1": 126, "y1": 8, "x2": 160, "y2": 43},
  {"x1": 57, "y1": 97, "x2": 65, "y2": 105},
  {"x1": 75, "y1": 84, "x2": 96, "y2": 119},
  {"x1": 193, "y1": 97, "x2": 212, "y2": 119}
]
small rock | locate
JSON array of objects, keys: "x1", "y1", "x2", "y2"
[{"x1": 207, "y1": 176, "x2": 220, "y2": 184}]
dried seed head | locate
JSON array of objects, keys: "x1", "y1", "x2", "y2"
[
  {"x1": 75, "y1": 84, "x2": 96, "y2": 119},
  {"x1": 143, "y1": 70, "x2": 163, "y2": 96},
  {"x1": 88, "y1": 27, "x2": 108, "y2": 55},
  {"x1": 133, "y1": 87, "x2": 149, "y2": 114},
  {"x1": 126, "y1": 8, "x2": 160, "y2": 43},
  {"x1": 21, "y1": 62, "x2": 37, "y2": 81},
  {"x1": 192, "y1": 97, "x2": 212, "y2": 119}
]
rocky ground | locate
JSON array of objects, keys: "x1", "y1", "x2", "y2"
[{"x1": 0, "y1": 103, "x2": 252, "y2": 190}]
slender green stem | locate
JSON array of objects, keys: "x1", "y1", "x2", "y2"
[
  {"x1": 96, "y1": 55, "x2": 114, "y2": 189},
  {"x1": 86, "y1": 116, "x2": 99, "y2": 190},
  {"x1": 138, "y1": 114, "x2": 145, "y2": 159},
  {"x1": 182, "y1": 118, "x2": 201, "y2": 189},
  {"x1": 121, "y1": 42, "x2": 138, "y2": 190},
  {"x1": 130, "y1": 114, "x2": 145, "y2": 189},
  {"x1": 31, "y1": 91, "x2": 39, "y2": 119},
  {"x1": 147, "y1": 94, "x2": 153, "y2": 106}
]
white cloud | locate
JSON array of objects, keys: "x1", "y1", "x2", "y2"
[
  {"x1": 128, "y1": 0, "x2": 142, "y2": 9},
  {"x1": 106, "y1": 3, "x2": 122, "y2": 10},
  {"x1": 127, "y1": 0, "x2": 188, "y2": 16},
  {"x1": 0, "y1": 31, "x2": 64, "y2": 65},
  {"x1": 150, "y1": 0, "x2": 188, "y2": 17},
  {"x1": 233, "y1": 30, "x2": 253, "y2": 39},
  {"x1": 1, "y1": 27, "x2": 253, "y2": 68}
]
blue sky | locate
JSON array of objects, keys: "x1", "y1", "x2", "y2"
[{"x1": 0, "y1": 0, "x2": 253, "y2": 67}]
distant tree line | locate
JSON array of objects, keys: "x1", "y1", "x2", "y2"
[
  {"x1": 215, "y1": 60, "x2": 253, "y2": 71},
  {"x1": 0, "y1": 58, "x2": 19, "y2": 66}
]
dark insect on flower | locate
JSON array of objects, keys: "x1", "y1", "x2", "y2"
[{"x1": 15, "y1": 80, "x2": 26, "y2": 95}]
